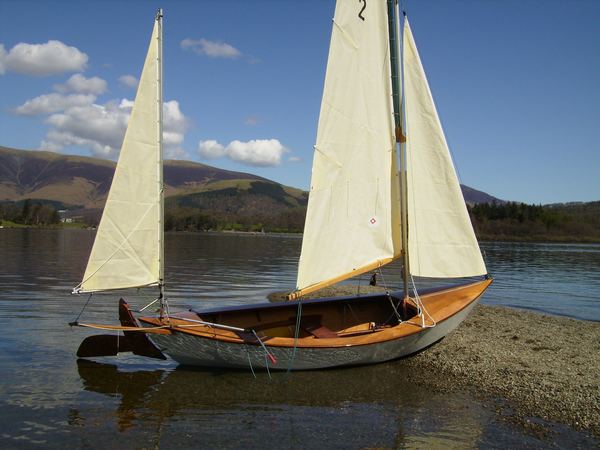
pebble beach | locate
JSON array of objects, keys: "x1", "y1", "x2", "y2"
[{"x1": 409, "y1": 303, "x2": 600, "y2": 437}]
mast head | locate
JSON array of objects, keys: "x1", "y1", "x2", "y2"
[{"x1": 156, "y1": 8, "x2": 163, "y2": 20}]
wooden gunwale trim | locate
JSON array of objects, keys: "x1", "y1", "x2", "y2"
[
  {"x1": 140, "y1": 278, "x2": 492, "y2": 348},
  {"x1": 287, "y1": 256, "x2": 398, "y2": 300}
]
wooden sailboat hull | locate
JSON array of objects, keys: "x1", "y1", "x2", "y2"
[
  {"x1": 147, "y1": 298, "x2": 477, "y2": 370},
  {"x1": 139, "y1": 279, "x2": 492, "y2": 371}
]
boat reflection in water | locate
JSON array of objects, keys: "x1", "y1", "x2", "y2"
[{"x1": 77, "y1": 359, "x2": 489, "y2": 448}]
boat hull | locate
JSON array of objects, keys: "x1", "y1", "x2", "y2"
[
  {"x1": 148, "y1": 298, "x2": 477, "y2": 370},
  {"x1": 143, "y1": 279, "x2": 491, "y2": 370}
]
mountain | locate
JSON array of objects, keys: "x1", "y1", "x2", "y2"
[
  {"x1": 460, "y1": 184, "x2": 504, "y2": 205},
  {"x1": 0, "y1": 146, "x2": 499, "y2": 217},
  {"x1": 0, "y1": 146, "x2": 307, "y2": 216}
]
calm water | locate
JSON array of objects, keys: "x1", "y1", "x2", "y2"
[{"x1": 0, "y1": 229, "x2": 599, "y2": 448}]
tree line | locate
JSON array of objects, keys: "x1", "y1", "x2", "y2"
[
  {"x1": 164, "y1": 206, "x2": 306, "y2": 233},
  {"x1": 0, "y1": 199, "x2": 61, "y2": 226},
  {"x1": 3, "y1": 197, "x2": 599, "y2": 243},
  {"x1": 468, "y1": 201, "x2": 600, "y2": 242}
]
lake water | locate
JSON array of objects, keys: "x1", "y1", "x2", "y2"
[{"x1": 0, "y1": 229, "x2": 599, "y2": 448}]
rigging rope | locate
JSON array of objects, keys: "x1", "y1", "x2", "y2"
[
  {"x1": 247, "y1": 349, "x2": 257, "y2": 379},
  {"x1": 410, "y1": 274, "x2": 436, "y2": 328},
  {"x1": 377, "y1": 265, "x2": 403, "y2": 323},
  {"x1": 286, "y1": 300, "x2": 303, "y2": 374},
  {"x1": 69, "y1": 293, "x2": 93, "y2": 326}
]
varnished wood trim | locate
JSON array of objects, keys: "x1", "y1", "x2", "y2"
[{"x1": 287, "y1": 256, "x2": 399, "y2": 300}]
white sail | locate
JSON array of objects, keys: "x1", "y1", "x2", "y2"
[
  {"x1": 74, "y1": 16, "x2": 163, "y2": 293},
  {"x1": 295, "y1": 0, "x2": 401, "y2": 297},
  {"x1": 403, "y1": 19, "x2": 487, "y2": 278}
]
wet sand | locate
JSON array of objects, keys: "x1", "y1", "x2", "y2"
[{"x1": 269, "y1": 287, "x2": 600, "y2": 437}]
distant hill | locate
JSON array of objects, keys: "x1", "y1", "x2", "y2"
[
  {"x1": 0, "y1": 145, "x2": 499, "y2": 218},
  {"x1": 461, "y1": 184, "x2": 504, "y2": 205},
  {"x1": 0, "y1": 146, "x2": 306, "y2": 214}
]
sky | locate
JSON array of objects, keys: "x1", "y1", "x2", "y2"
[{"x1": 0, "y1": 0, "x2": 599, "y2": 204}]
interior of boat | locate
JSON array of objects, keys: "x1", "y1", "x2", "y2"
[{"x1": 178, "y1": 292, "x2": 420, "y2": 340}]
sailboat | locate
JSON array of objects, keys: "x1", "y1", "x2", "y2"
[{"x1": 73, "y1": 2, "x2": 492, "y2": 370}]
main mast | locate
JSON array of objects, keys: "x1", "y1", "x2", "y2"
[
  {"x1": 386, "y1": 0, "x2": 410, "y2": 300},
  {"x1": 156, "y1": 8, "x2": 166, "y2": 310}
]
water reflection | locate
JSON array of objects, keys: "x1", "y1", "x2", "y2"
[{"x1": 76, "y1": 359, "x2": 490, "y2": 449}]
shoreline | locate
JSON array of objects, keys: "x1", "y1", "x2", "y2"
[{"x1": 2, "y1": 225, "x2": 599, "y2": 244}]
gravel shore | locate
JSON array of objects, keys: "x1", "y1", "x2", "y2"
[
  {"x1": 269, "y1": 287, "x2": 600, "y2": 437},
  {"x1": 409, "y1": 303, "x2": 600, "y2": 437}
]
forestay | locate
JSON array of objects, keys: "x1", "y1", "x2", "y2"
[
  {"x1": 295, "y1": 0, "x2": 402, "y2": 297},
  {"x1": 403, "y1": 19, "x2": 486, "y2": 278},
  {"x1": 74, "y1": 19, "x2": 163, "y2": 293}
]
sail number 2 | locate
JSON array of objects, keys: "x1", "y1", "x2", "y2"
[{"x1": 358, "y1": 0, "x2": 366, "y2": 21}]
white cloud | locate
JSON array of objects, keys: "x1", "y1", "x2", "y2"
[
  {"x1": 119, "y1": 74, "x2": 139, "y2": 89},
  {"x1": 41, "y1": 98, "x2": 189, "y2": 159},
  {"x1": 198, "y1": 140, "x2": 226, "y2": 159},
  {"x1": 15, "y1": 93, "x2": 96, "y2": 116},
  {"x1": 227, "y1": 139, "x2": 286, "y2": 166},
  {"x1": 181, "y1": 38, "x2": 241, "y2": 59},
  {"x1": 43, "y1": 101, "x2": 129, "y2": 157},
  {"x1": 198, "y1": 139, "x2": 286, "y2": 167},
  {"x1": 288, "y1": 156, "x2": 302, "y2": 163},
  {"x1": 1, "y1": 40, "x2": 88, "y2": 76},
  {"x1": 54, "y1": 74, "x2": 107, "y2": 95}
]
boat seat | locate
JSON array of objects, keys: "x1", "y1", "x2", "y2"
[
  {"x1": 247, "y1": 314, "x2": 338, "y2": 339},
  {"x1": 302, "y1": 323, "x2": 338, "y2": 339}
]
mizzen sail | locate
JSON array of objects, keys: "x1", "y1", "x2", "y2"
[
  {"x1": 74, "y1": 15, "x2": 163, "y2": 293},
  {"x1": 294, "y1": 1, "x2": 402, "y2": 297},
  {"x1": 403, "y1": 19, "x2": 486, "y2": 278}
]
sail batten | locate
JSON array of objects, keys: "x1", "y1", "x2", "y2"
[{"x1": 74, "y1": 17, "x2": 163, "y2": 294}]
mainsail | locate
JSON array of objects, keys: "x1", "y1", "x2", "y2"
[
  {"x1": 295, "y1": 5, "x2": 486, "y2": 297},
  {"x1": 403, "y1": 19, "x2": 487, "y2": 278},
  {"x1": 74, "y1": 14, "x2": 163, "y2": 293},
  {"x1": 294, "y1": 0, "x2": 402, "y2": 297}
]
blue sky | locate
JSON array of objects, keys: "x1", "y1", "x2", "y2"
[{"x1": 1, "y1": 0, "x2": 599, "y2": 204}]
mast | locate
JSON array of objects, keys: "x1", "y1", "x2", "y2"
[
  {"x1": 156, "y1": 8, "x2": 165, "y2": 308},
  {"x1": 387, "y1": 0, "x2": 410, "y2": 300}
]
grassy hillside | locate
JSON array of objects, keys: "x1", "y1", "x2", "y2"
[
  {"x1": 0, "y1": 146, "x2": 306, "y2": 212},
  {"x1": 0, "y1": 146, "x2": 114, "y2": 208}
]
